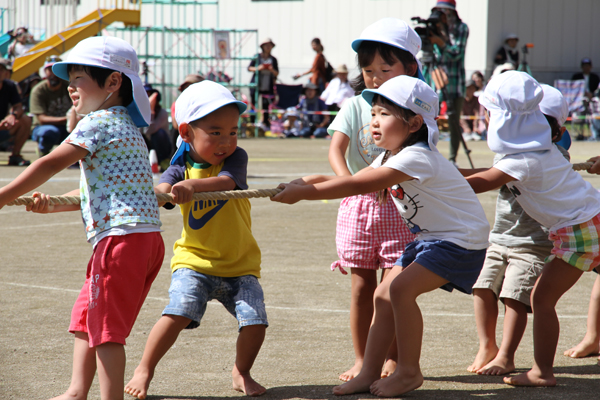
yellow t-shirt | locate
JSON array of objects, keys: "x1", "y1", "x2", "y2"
[{"x1": 170, "y1": 155, "x2": 261, "y2": 278}]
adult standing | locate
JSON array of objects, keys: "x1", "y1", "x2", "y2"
[
  {"x1": 0, "y1": 58, "x2": 31, "y2": 166},
  {"x1": 320, "y1": 64, "x2": 354, "y2": 111},
  {"x1": 293, "y1": 38, "x2": 327, "y2": 94},
  {"x1": 30, "y1": 56, "x2": 72, "y2": 156},
  {"x1": 572, "y1": 58, "x2": 600, "y2": 100},
  {"x1": 425, "y1": 0, "x2": 469, "y2": 167},
  {"x1": 248, "y1": 38, "x2": 279, "y2": 130}
]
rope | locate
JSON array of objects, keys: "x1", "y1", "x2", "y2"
[
  {"x1": 6, "y1": 188, "x2": 283, "y2": 207},
  {"x1": 5, "y1": 162, "x2": 597, "y2": 206}
]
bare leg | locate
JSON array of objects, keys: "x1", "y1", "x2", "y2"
[
  {"x1": 49, "y1": 332, "x2": 96, "y2": 400},
  {"x1": 505, "y1": 259, "x2": 583, "y2": 387},
  {"x1": 339, "y1": 269, "x2": 377, "y2": 382},
  {"x1": 232, "y1": 325, "x2": 267, "y2": 396},
  {"x1": 96, "y1": 342, "x2": 126, "y2": 400},
  {"x1": 468, "y1": 288, "x2": 499, "y2": 372},
  {"x1": 479, "y1": 298, "x2": 528, "y2": 375},
  {"x1": 125, "y1": 315, "x2": 191, "y2": 399},
  {"x1": 333, "y1": 265, "x2": 404, "y2": 395},
  {"x1": 380, "y1": 268, "x2": 398, "y2": 379},
  {"x1": 9, "y1": 115, "x2": 32, "y2": 157},
  {"x1": 564, "y1": 274, "x2": 600, "y2": 358},
  {"x1": 370, "y1": 263, "x2": 448, "y2": 398}
]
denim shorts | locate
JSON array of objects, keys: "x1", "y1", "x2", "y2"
[
  {"x1": 163, "y1": 268, "x2": 268, "y2": 330},
  {"x1": 398, "y1": 240, "x2": 487, "y2": 294}
]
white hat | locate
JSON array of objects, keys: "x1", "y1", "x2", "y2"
[
  {"x1": 174, "y1": 80, "x2": 246, "y2": 125},
  {"x1": 505, "y1": 33, "x2": 519, "y2": 41},
  {"x1": 361, "y1": 75, "x2": 440, "y2": 152},
  {"x1": 479, "y1": 71, "x2": 552, "y2": 155},
  {"x1": 351, "y1": 18, "x2": 424, "y2": 81},
  {"x1": 539, "y1": 84, "x2": 568, "y2": 126},
  {"x1": 492, "y1": 62, "x2": 515, "y2": 77},
  {"x1": 52, "y1": 36, "x2": 150, "y2": 127},
  {"x1": 284, "y1": 106, "x2": 299, "y2": 118},
  {"x1": 170, "y1": 80, "x2": 246, "y2": 165}
]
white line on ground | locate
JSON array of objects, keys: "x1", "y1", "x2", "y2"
[
  {"x1": 0, "y1": 221, "x2": 81, "y2": 230},
  {"x1": 0, "y1": 281, "x2": 588, "y2": 318}
]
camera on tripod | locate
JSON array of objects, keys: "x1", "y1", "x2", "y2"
[{"x1": 411, "y1": 9, "x2": 444, "y2": 63}]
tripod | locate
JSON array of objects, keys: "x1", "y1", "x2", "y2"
[
  {"x1": 517, "y1": 43, "x2": 534, "y2": 76},
  {"x1": 423, "y1": 57, "x2": 474, "y2": 168}
]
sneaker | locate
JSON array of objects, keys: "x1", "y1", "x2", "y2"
[{"x1": 8, "y1": 155, "x2": 31, "y2": 166}]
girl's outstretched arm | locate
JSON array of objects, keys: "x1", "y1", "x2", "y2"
[
  {"x1": 465, "y1": 167, "x2": 515, "y2": 194},
  {"x1": 271, "y1": 166, "x2": 411, "y2": 204},
  {"x1": 328, "y1": 131, "x2": 352, "y2": 177}
]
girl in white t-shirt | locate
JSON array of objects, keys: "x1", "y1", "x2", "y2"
[
  {"x1": 327, "y1": 18, "x2": 422, "y2": 382},
  {"x1": 272, "y1": 75, "x2": 490, "y2": 397},
  {"x1": 466, "y1": 71, "x2": 600, "y2": 388}
]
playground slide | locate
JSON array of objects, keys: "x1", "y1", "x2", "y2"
[
  {"x1": 11, "y1": 8, "x2": 140, "y2": 82},
  {"x1": 0, "y1": 32, "x2": 11, "y2": 58}
]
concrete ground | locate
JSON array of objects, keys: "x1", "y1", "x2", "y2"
[{"x1": 1, "y1": 138, "x2": 600, "y2": 400}]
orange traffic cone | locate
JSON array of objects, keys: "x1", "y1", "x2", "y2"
[{"x1": 149, "y1": 149, "x2": 159, "y2": 174}]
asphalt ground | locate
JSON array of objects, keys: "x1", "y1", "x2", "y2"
[{"x1": 1, "y1": 138, "x2": 600, "y2": 399}]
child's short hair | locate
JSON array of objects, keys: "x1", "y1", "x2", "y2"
[{"x1": 66, "y1": 64, "x2": 133, "y2": 107}]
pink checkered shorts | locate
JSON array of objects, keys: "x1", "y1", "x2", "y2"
[{"x1": 331, "y1": 191, "x2": 415, "y2": 274}]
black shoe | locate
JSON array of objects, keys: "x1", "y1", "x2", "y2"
[{"x1": 8, "y1": 155, "x2": 31, "y2": 166}]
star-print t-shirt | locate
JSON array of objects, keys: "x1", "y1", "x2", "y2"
[{"x1": 65, "y1": 106, "x2": 161, "y2": 241}]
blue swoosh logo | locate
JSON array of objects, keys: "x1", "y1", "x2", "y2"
[{"x1": 188, "y1": 199, "x2": 228, "y2": 230}]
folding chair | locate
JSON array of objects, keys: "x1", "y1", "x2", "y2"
[{"x1": 554, "y1": 79, "x2": 588, "y2": 140}]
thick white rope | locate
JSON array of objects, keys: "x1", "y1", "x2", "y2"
[
  {"x1": 5, "y1": 162, "x2": 597, "y2": 206},
  {"x1": 7, "y1": 188, "x2": 283, "y2": 206}
]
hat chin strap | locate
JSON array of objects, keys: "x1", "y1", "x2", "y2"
[{"x1": 76, "y1": 92, "x2": 115, "y2": 117}]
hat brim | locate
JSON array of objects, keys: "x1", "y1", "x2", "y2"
[{"x1": 53, "y1": 61, "x2": 151, "y2": 128}]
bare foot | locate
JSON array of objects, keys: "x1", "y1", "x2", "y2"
[
  {"x1": 504, "y1": 369, "x2": 556, "y2": 387},
  {"x1": 467, "y1": 345, "x2": 498, "y2": 373},
  {"x1": 369, "y1": 371, "x2": 424, "y2": 398},
  {"x1": 49, "y1": 391, "x2": 86, "y2": 400},
  {"x1": 477, "y1": 355, "x2": 515, "y2": 376},
  {"x1": 563, "y1": 339, "x2": 599, "y2": 358},
  {"x1": 232, "y1": 371, "x2": 266, "y2": 397},
  {"x1": 380, "y1": 358, "x2": 397, "y2": 378},
  {"x1": 124, "y1": 367, "x2": 154, "y2": 399},
  {"x1": 333, "y1": 373, "x2": 378, "y2": 396},
  {"x1": 339, "y1": 361, "x2": 362, "y2": 382}
]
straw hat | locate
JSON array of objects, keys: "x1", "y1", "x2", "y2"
[
  {"x1": 335, "y1": 64, "x2": 348, "y2": 74},
  {"x1": 260, "y1": 38, "x2": 275, "y2": 49}
]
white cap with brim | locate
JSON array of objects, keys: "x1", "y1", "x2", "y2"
[
  {"x1": 361, "y1": 75, "x2": 440, "y2": 152},
  {"x1": 53, "y1": 36, "x2": 150, "y2": 128},
  {"x1": 351, "y1": 18, "x2": 425, "y2": 82},
  {"x1": 539, "y1": 84, "x2": 569, "y2": 126},
  {"x1": 171, "y1": 80, "x2": 247, "y2": 165},
  {"x1": 479, "y1": 71, "x2": 552, "y2": 155}
]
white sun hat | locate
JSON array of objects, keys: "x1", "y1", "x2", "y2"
[
  {"x1": 52, "y1": 36, "x2": 151, "y2": 128},
  {"x1": 351, "y1": 18, "x2": 424, "y2": 81},
  {"x1": 539, "y1": 84, "x2": 569, "y2": 126},
  {"x1": 479, "y1": 70, "x2": 551, "y2": 155},
  {"x1": 171, "y1": 80, "x2": 247, "y2": 165},
  {"x1": 361, "y1": 75, "x2": 440, "y2": 152}
]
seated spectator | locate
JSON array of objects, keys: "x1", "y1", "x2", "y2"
[
  {"x1": 282, "y1": 107, "x2": 303, "y2": 138},
  {"x1": 143, "y1": 84, "x2": 172, "y2": 171},
  {"x1": 17, "y1": 73, "x2": 42, "y2": 113},
  {"x1": 494, "y1": 33, "x2": 519, "y2": 68},
  {"x1": 298, "y1": 82, "x2": 330, "y2": 138},
  {"x1": 30, "y1": 56, "x2": 72, "y2": 157},
  {"x1": 471, "y1": 70, "x2": 485, "y2": 92},
  {"x1": 320, "y1": 64, "x2": 354, "y2": 112},
  {"x1": 0, "y1": 58, "x2": 31, "y2": 166},
  {"x1": 461, "y1": 80, "x2": 482, "y2": 141},
  {"x1": 7, "y1": 27, "x2": 35, "y2": 60},
  {"x1": 572, "y1": 57, "x2": 600, "y2": 100}
]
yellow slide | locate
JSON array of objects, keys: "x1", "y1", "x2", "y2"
[{"x1": 11, "y1": 8, "x2": 141, "y2": 82}]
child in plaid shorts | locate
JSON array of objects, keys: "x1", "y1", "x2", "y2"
[
  {"x1": 463, "y1": 71, "x2": 600, "y2": 388},
  {"x1": 326, "y1": 18, "x2": 419, "y2": 381}
]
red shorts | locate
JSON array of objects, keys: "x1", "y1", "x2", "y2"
[{"x1": 69, "y1": 232, "x2": 165, "y2": 347}]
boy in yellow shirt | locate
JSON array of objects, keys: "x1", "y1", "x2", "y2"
[{"x1": 125, "y1": 81, "x2": 267, "y2": 399}]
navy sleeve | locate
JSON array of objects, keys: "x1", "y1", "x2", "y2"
[
  {"x1": 159, "y1": 164, "x2": 186, "y2": 186},
  {"x1": 219, "y1": 147, "x2": 249, "y2": 190}
]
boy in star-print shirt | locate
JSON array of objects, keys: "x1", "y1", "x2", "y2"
[{"x1": 0, "y1": 37, "x2": 165, "y2": 399}]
